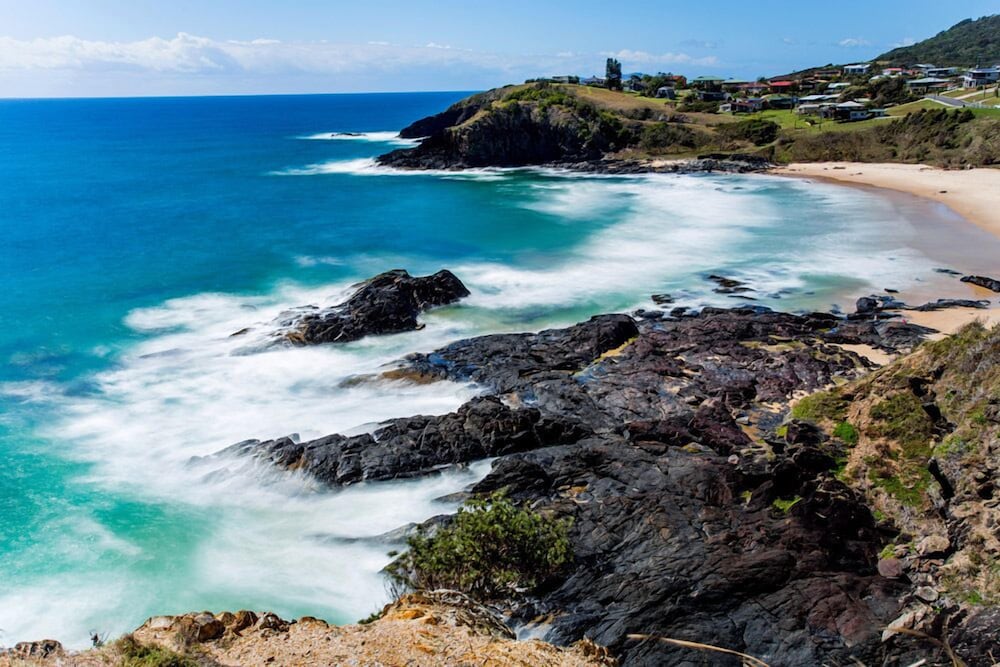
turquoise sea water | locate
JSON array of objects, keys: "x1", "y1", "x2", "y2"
[{"x1": 1, "y1": 93, "x2": 997, "y2": 646}]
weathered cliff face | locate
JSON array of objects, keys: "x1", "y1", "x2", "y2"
[
  {"x1": 2, "y1": 592, "x2": 615, "y2": 667},
  {"x1": 379, "y1": 84, "x2": 633, "y2": 169}
]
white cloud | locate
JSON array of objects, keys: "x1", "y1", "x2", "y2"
[
  {"x1": 0, "y1": 33, "x2": 725, "y2": 96},
  {"x1": 837, "y1": 37, "x2": 871, "y2": 48},
  {"x1": 601, "y1": 49, "x2": 719, "y2": 67}
]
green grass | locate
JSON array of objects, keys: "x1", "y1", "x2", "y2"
[
  {"x1": 791, "y1": 390, "x2": 849, "y2": 423},
  {"x1": 832, "y1": 421, "x2": 859, "y2": 445},
  {"x1": 887, "y1": 99, "x2": 945, "y2": 116}
]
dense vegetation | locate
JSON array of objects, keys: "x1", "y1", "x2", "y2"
[
  {"x1": 717, "y1": 118, "x2": 780, "y2": 146},
  {"x1": 877, "y1": 14, "x2": 1000, "y2": 65},
  {"x1": 776, "y1": 108, "x2": 1000, "y2": 166},
  {"x1": 386, "y1": 493, "x2": 572, "y2": 602}
]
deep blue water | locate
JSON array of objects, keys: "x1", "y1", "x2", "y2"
[{"x1": 2, "y1": 92, "x2": 996, "y2": 646}]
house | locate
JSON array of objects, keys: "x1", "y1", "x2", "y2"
[
  {"x1": 843, "y1": 63, "x2": 871, "y2": 75},
  {"x1": 926, "y1": 67, "x2": 958, "y2": 78},
  {"x1": 764, "y1": 95, "x2": 796, "y2": 109},
  {"x1": 825, "y1": 100, "x2": 870, "y2": 121},
  {"x1": 697, "y1": 90, "x2": 728, "y2": 102},
  {"x1": 963, "y1": 68, "x2": 1000, "y2": 88},
  {"x1": 549, "y1": 75, "x2": 577, "y2": 84},
  {"x1": 722, "y1": 79, "x2": 751, "y2": 92},
  {"x1": 691, "y1": 75, "x2": 724, "y2": 90},
  {"x1": 726, "y1": 98, "x2": 765, "y2": 113},
  {"x1": 913, "y1": 63, "x2": 936, "y2": 72},
  {"x1": 905, "y1": 77, "x2": 953, "y2": 93},
  {"x1": 768, "y1": 80, "x2": 797, "y2": 93},
  {"x1": 737, "y1": 82, "x2": 768, "y2": 95},
  {"x1": 825, "y1": 82, "x2": 852, "y2": 92},
  {"x1": 581, "y1": 76, "x2": 606, "y2": 87},
  {"x1": 881, "y1": 67, "x2": 904, "y2": 77}
]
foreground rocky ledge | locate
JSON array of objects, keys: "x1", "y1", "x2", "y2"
[{"x1": 2, "y1": 592, "x2": 614, "y2": 666}]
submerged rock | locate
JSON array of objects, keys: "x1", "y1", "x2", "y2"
[{"x1": 277, "y1": 269, "x2": 469, "y2": 345}]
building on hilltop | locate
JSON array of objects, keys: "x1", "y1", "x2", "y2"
[
  {"x1": 843, "y1": 63, "x2": 871, "y2": 75},
  {"x1": 963, "y1": 68, "x2": 1000, "y2": 88}
]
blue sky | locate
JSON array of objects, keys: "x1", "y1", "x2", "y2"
[{"x1": 0, "y1": 0, "x2": 996, "y2": 97}]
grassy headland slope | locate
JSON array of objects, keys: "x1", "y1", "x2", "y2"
[
  {"x1": 877, "y1": 14, "x2": 1000, "y2": 66},
  {"x1": 790, "y1": 321, "x2": 1000, "y2": 607},
  {"x1": 379, "y1": 82, "x2": 1000, "y2": 169}
]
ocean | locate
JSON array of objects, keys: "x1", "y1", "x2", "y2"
[{"x1": 1, "y1": 92, "x2": 997, "y2": 647}]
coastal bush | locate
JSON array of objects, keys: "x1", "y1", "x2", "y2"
[
  {"x1": 790, "y1": 389, "x2": 849, "y2": 423},
  {"x1": 114, "y1": 635, "x2": 197, "y2": 667},
  {"x1": 717, "y1": 118, "x2": 780, "y2": 146},
  {"x1": 386, "y1": 492, "x2": 572, "y2": 601},
  {"x1": 638, "y1": 122, "x2": 710, "y2": 152}
]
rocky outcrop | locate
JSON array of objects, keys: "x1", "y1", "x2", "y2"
[
  {"x1": 224, "y1": 306, "x2": 962, "y2": 665},
  {"x1": 960, "y1": 274, "x2": 1000, "y2": 292},
  {"x1": 380, "y1": 98, "x2": 630, "y2": 169},
  {"x1": 275, "y1": 269, "x2": 469, "y2": 345},
  {"x1": 227, "y1": 396, "x2": 591, "y2": 486},
  {"x1": 2, "y1": 593, "x2": 615, "y2": 667}
]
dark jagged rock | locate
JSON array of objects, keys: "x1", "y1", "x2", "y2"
[
  {"x1": 706, "y1": 274, "x2": 753, "y2": 294},
  {"x1": 960, "y1": 274, "x2": 1000, "y2": 292},
  {"x1": 225, "y1": 396, "x2": 590, "y2": 486},
  {"x1": 910, "y1": 298, "x2": 991, "y2": 311},
  {"x1": 649, "y1": 293, "x2": 673, "y2": 305},
  {"x1": 229, "y1": 307, "x2": 956, "y2": 666},
  {"x1": 479, "y1": 437, "x2": 903, "y2": 667},
  {"x1": 277, "y1": 269, "x2": 469, "y2": 345}
]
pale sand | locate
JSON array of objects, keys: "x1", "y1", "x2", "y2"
[
  {"x1": 774, "y1": 162, "x2": 1000, "y2": 342},
  {"x1": 773, "y1": 162, "x2": 1000, "y2": 238}
]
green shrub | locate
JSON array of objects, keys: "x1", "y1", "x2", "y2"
[
  {"x1": 717, "y1": 118, "x2": 780, "y2": 146},
  {"x1": 638, "y1": 122, "x2": 710, "y2": 152},
  {"x1": 115, "y1": 635, "x2": 197, "y2": 667},
  {"x1": 832, "y1": 421, "x2": 859, "y2": 445},
  {"x1": 386, "y1": 493, "x2": 572, "y2": 601}
]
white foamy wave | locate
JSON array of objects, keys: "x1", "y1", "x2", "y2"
[
  {"x1": 271, "y1": 157, "x2": 514, "y2": 181},
  {"x1": 450, "y1": 172, "x2": 937, "y2": 313},
  {"x1": 0, "y1": 275, "x2": 498, "y2": 647},
  {"x1": 298, "y1": 131, "x2": 419, "y2": 147}
]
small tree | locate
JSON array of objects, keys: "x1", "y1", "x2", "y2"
[
  {"x1": 606, "y1": 58, "x2": 623, "y2": 90},
  {"x1": 386, "y1": 493, "x2": 572, "y2": 601}
]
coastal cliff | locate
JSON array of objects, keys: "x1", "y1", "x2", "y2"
[
  {"x1": 377, "y1": 82, "x2": 769, "y2": 171},
  {"x1": 377, "y1": 82, "x2": 999, "y2": 170}
]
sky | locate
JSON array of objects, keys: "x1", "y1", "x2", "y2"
[{"x1": 0, "y1": 0, "x2": 996, "y2": 97}]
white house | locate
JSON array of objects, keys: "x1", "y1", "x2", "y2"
[
  {"x1": 843, "y1": 63, "x2": 871, "y2": 75},
  {"x1": 963, "y1": 68, "x2": 1000, "y2": 88}
]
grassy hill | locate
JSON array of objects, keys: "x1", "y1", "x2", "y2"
[
  {"x1": 380, "y1": 82, "x2": 1000, "y2": 169},
  {"x1": 877, "y1": 14, "x2": 1000, "y2": 66}
]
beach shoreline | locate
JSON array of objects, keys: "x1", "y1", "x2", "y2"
[
  {"x1": 772, "y1": 162, "x2": 1000, "y2": 239},
  {"x1": 773, "y1": 161, "x2": 1000, "y2": 344}
]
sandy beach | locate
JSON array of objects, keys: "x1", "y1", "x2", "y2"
[
  {"x1": 773, "y1": 162, "x2": 1000, "y2": 238},
  {"x1": 775, "y1": 162, "x2": 1000, "y2": 348}
]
